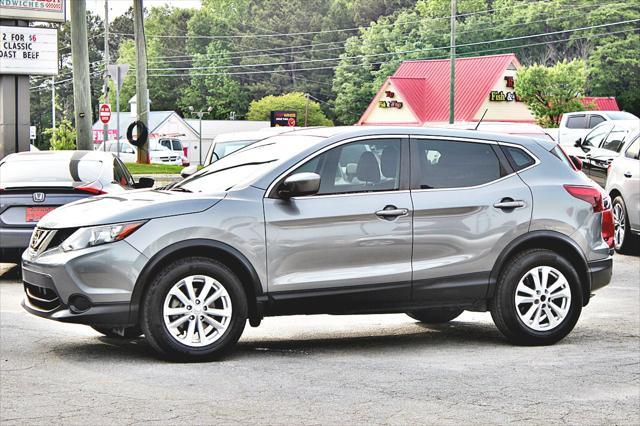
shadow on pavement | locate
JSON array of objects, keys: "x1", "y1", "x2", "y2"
[
  {"x1": 49, "y1": 320, "x2": 507, "y2": 364},
  {"x1": 0, "y1": 263, "x2": 21, "y2": 281}
]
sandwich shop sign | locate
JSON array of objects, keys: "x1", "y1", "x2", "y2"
[
  {"x1": 0, "y1": 25, "x2": 58, "y2": 75},
  {"x1": 0, "y1": 0, "x2": 66, "y2": 23}
]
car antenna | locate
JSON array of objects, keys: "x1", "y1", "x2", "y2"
[{"x1": 474, "y1": 109, "x2": 488, "y2": 130}]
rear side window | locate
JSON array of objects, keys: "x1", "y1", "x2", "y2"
[
  {"x1": 589, "y1": 115, "x2": 606, "y2": 128},
  {"x1": 566, "y1": 115, "x2": 588, "y2": 129},
  {"x1": 626, "y1": 137, "x2": 640, "y2": 159},
  {"x1": 414, "y1": 140, "x2": 503, "y2": 189},
  {"x1": 502, "y1": 146, "x2": 536, "y2": 171}
]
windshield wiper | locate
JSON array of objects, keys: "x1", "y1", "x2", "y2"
[{"x1": 169, "y1": 187, "x2": 192, "y2": 192}]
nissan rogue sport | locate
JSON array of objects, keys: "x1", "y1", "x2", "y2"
[{"x1": 21, "y1": 127, "x2": 614, "y2": 361}]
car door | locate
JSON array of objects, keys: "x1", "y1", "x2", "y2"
[
  {"x1": 581, "y1": 123, "x2": 614, "y2": 181},
  {"x1": 560, "y1": 114, "x2": 589, "y2": 147},
  {"x1": 409, "y1": 136, "x2": 533, "y2": 304},
  {"x1": 619, "y1": 137, "x2": 640, "y2": 231},
  {"x1": 589, "y1": 127, "x2": 629, "y2": 187},
  {"x1": 263, "y1": 136, "x2": 412, "y2": 313}
]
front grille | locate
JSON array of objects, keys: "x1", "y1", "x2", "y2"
[
  {"x1": 24, "y1": 283, "x2": 61, "y2": 312},
  {"x1": 29, "y1": 227, "x2": 78, "y2": 255}
]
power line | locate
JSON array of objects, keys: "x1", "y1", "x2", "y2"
[
  {"x1": 147, "y1": 27, "x2": 636, "y2": 78},
  {"x1": 145, "y1": 19, "x2": 638, "y2": 74},
  {"x1": 114, "y1": 0, "x2": 559, "y2": 41}
]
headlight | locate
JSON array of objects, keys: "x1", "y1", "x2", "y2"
[{"x1": 61, "y1": 221, "x2": 146, "y2": 252}]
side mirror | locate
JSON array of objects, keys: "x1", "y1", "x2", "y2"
[
  {"x1": 569, "y1": 155, "x2": 583, "y2": 171},
  {"x1": 278, "y1": 173, "x2": 320, "y2": 198},
  {"x1": 574, "y1": 138, "x2": 582, "y2": 147},
  {"x1": 136, "y1": 177, "x2": 155, "y2": 189},
  {"x1": 180, "y1": 165, "x2": 198, "y2": 178}
]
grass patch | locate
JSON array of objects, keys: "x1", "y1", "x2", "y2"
[{"x1": 125, "y1": 163, "x2": 184, "y2": 174}]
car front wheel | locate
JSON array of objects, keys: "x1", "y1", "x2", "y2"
[
  {"x1": 141, "y1": 257, "x2": 247, "y2": 361},
  {"x1": 491, "y1": 249, "x2": 582, "y2": 346}
]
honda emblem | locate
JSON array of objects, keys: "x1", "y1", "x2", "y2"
[{"x1": 32, "y1": 192, "x2": 45, "y2": 203}]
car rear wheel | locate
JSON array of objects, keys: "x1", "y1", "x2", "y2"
[
  {"x1": 141, "y1": 257, "x2": 247, "y2": 361},
  {"x1": 407, "y1": 308, "x2": 463, "y2": 324},
  {"x1": 613, "y1": 196, "x2": 636, "y2": 253},
  {"x1": 491, "y1": 249, "x2": 582, "y2": 346},
  {"x1": 91, "y1": 325, "x2": 142, "y2": 339}
]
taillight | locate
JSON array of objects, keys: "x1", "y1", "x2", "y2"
[
  {"x1": 563, "y1": 185, "x2": 604, "y2": 212},
  {"x1": 601, "y1": 208, "x2": 615, "y2": 248},
  {"x1": 76, "y1": 182, "x2": 106, "y2": 195},
  {"x1": 564, "y1": 185, "x2": 614, "y2": 248}
]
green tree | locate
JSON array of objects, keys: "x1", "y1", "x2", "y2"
[
  {"x1": 246, "y1": 92, "x2": 333, "y2": 126},
  {"x1": 44, "y1": 119, "x2": 77, "y2": 150},
  {"x1": 515, "y1": 60, "x2": 587, "y2": 127}
]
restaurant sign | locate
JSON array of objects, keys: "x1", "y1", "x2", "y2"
[
  {"x1": 0, "y1": 0, "x2": 66, "y2": 23},
  {"x1": 378, "y1": 90, "x2": 403, "y2": 109}
]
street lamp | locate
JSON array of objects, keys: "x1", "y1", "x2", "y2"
[{"x1": 189, "y1": 106, "x2": 213, "y2": 166}]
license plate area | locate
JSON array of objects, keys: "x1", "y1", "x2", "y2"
[{"x1": 25, "y1": 207, "x2": 56, "y2": 222}]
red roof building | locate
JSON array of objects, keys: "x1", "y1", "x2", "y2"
[
  {"x1": 580, "y1": 96, "x2": 620, "y2": 111},
  {"x1": 359, "y1": 54, "x2": 535, "y2": 126}
]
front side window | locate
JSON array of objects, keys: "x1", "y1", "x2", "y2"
[
  {"x1": 583, "y1": 124, "x2": 613, "y2": 148},
  {"x1": 113, "y1": 158, "x2": 134, "y2": 187},
  {"x1": 566, "y1": 115, "x2": 587, "y2": 129},
  {"x1": 414, "y1": 139, "x2": 503, "y2": 189},
  {"x1": 601, "y1": 129, "x2": 629, "y2": 153},
  {"x1": 288, "y1": 139, "x2": 401, "y2": 195}
]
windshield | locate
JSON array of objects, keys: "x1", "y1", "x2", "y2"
[
  {"x1": 0, "y1": 159, "x2": 103, "y2": 184},
  {"x1": 174, "y1": 134, "x2": 322, "y2": 193},
  {"x1": 213, "y1": 140, "x2": 256, "y2": 160}
]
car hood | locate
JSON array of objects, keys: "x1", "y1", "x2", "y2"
[{"x1": 38, "y1": 189, "x2": 225, "y2": 229}]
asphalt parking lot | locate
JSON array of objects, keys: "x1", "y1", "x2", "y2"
[{"x1": 1, "y1": 254, "x2": 638, "y2": 425}]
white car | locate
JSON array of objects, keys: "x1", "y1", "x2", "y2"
[
  {"x1": 558, "y1": 111, "x2": 639, "y2": 146},
  {"x1": 565, "y1": 121, "x2": 640, "y2": 187},
  {"x1": 156, "y1": 137, "x2": 189, "y2": 166},
  {"x1": 605, "y1": 133, "x2": 640, "y2": 253},
  {"x1": 96, "y1": 140, "x2": 182, "y2": 165}
]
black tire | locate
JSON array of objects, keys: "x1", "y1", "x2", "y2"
[
  {"x1": 491, "y1": 249, "x2": 583, "y2": 346},
  {"x1": 613, "y1": 196, "x2": 637, "y2": 254},
  {"x1": 407, "y1": 308, "x2": 463, "y2": 324},
  {"x1": 140, "y1": 257, "x2": 247, "y2": 361},
  {"x1": 91, "y1": 325, "x2": 143, "y2": 339}
]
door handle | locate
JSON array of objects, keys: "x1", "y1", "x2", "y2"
[
  {"x1": 624, "y1": 171, "x2": 632, "y2": 178},
  {"x1": 375, "y1": 206, "x2": 409, "y2": 218},
  {"x1": 493, "y1": 199, "x2": 525, "y2": 210}
]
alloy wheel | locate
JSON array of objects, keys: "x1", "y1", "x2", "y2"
[
  {"x1": 613, "y1": 202, "x2": 625, "y2": 249},
  {"x1": 514, "y1": 266, "x2": 571, "y2": 332},
  {"x1": 163, "y1": 275, "x2": 232, "y2": 347}
]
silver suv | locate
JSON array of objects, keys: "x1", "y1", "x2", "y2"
[{"x1": 21, "y1": 127, "x2": 614, "y2": 361}]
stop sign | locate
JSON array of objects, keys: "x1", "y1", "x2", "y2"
[{"x1": 99, "y1": 104, "x2": 111, "y2": 124}]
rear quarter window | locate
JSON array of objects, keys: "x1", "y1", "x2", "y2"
[
  {"x1": 501, "y1": 146, "x2": 536, "y2": 171},
  {"x1": 566, "y1": 115, "x2": 588, "y2": 129}
]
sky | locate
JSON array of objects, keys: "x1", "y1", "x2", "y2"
[{"x1": 77, "y1": 0, "x2": 201, "y2": 19}]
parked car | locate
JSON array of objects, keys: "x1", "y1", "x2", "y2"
[
  {"x1": 605, "y1": 132, "x2": 640, "y2": 253},
  {"x1": 181, "y1": 128, "x2": 299, "y2": 177},
  {"x1": 0, "y1": 151, "x2": 153, "y2": 263},
  {"x1": 157, "y1": 137, "x2": 189, "y2": 166},
  {"x1": 22, "y1": 127, "x2": 613, "y2": 361},
  {"x1": 564, "y1": 121, "x2": 639, "y2": 187},
  {"x1": 557, "y1": 110, "x2": 639, "y2": 146},
  {"x1": 442, "y1": 122, "x2": 556, "y2": 141},
  {"x1": 97, "y1": 140, "x2": 183, "y2": 165}
]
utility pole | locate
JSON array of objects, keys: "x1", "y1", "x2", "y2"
[
  {"x1": 102, "y1": 0, "x2": 109, "y2": 150},
  {"x1": 133, "y1": 0, "x2": 149, "y2": 163},
  {"x1": 448, "y1": 0, "x2": 456, "y2": 124},
  {"x1": 70, "y1": 0, "x2": 94, "y2": 150},
  {"x1": 189, "y1": 106, "x2": 212, "y2": 166},
  {"x1": 51, "y1": 77, "x2": 56, "y2": 128}
]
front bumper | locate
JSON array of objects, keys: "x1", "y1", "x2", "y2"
[
  {"x1": 588, "y1": 255, "x2": 613, "y2": 293},
  {"x1": 21, "y1": 239, "x2": 148, "y2": 327}
]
